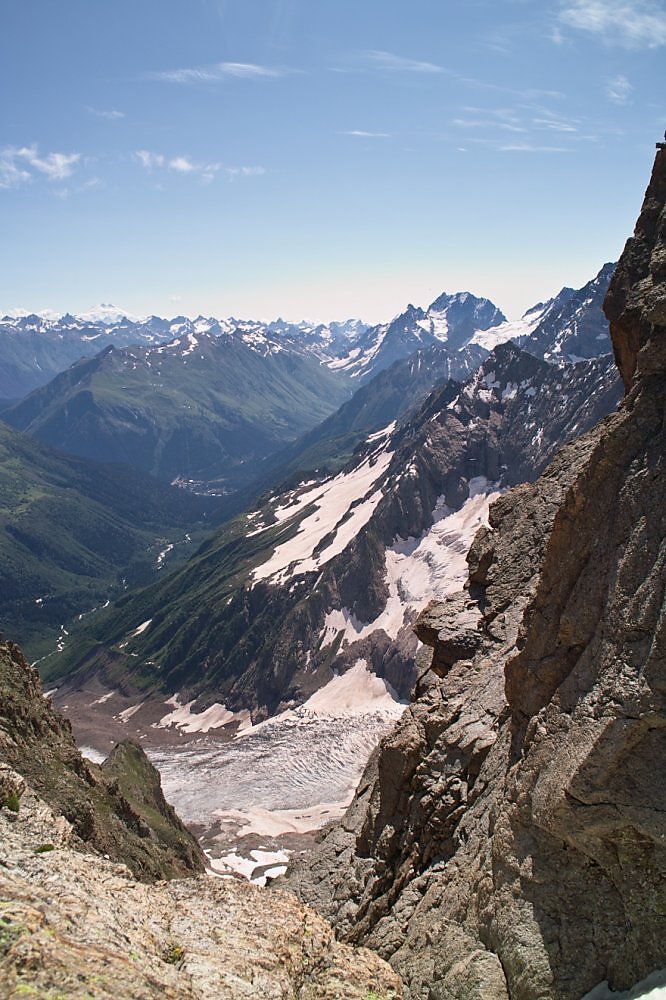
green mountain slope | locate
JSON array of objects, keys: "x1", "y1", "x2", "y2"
[
  {"x1": 4, "y1": 332, "x2": 352, "y2": 490},
  {"x1": 0, "y1": 420, "x2": 214, "y2": 657},
  {"x1": 48, "y1": 349, "x2": 621, "y2": 708}
]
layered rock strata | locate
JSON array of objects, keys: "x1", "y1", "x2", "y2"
[{"x1": 289, "y1": 148, "x2": 666, "y2": 998}]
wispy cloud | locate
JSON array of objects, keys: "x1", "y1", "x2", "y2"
[
  {"x1": 450, "y1": 105, "x2": 588, "y2": 152},
  {"x1": 453, "y1": 106, "x2": 580, "y2": 138},
  {"x1": 134, "y1": 150, "x2": 265, "y2": 182},
  {"x1": 150, "y1": 61, "x2": 286, "y2": 84},
  {"x1": 226, "y1": 166, "x2": 266, "y2": 178},
  {"x1": 559, "y1": 0, "x2": 666, "y2": 47},
  {"x1": 341, "y1": 130, "x2": 392, "y2": 138},
  {"x1": 533, "y1": 116, "x2": 578, "y2": 132},
  {"x1": 606, "y1": 74, "x2": 632, "y2": 103},
  {"x1": 135, "y1": 150, "x2": 165, "y2": 171},
  {"x1": 169, "y1": 156, "x2": 197, "y2": 174},
  {"x1": 362, "y1": 50, "x2": 444, "y2": 73},
  {"x1": 452, "y1": 110, "x2": 526, "y2": 133},
  {"x1": 500, "y1": 143, "x2": 572, "y2": 153},
  {"x1": 0, "y1": 145, "x2": 80, "y2": 189},
  {"x1": 86, "y1": 106, "x2": 125, "y2": 120}
]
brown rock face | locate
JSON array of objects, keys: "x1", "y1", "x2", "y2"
[
  {"x1": 0, "y1": 640, "x2": 205, "y2": 880},
  {"x1": 0, "y1": 767, "x2": 403, "y2": 999},
  {"x1": 289, "y1": 148, "x2": 666, "y2": 997},
  {"x1": 605, "y1": 147, "x2": 666, "y2": 390}
]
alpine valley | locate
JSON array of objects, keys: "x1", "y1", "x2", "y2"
[
  {"x1": 1, "y1": 259, "x2": 621, "y2": 870},
  {"x1": 1, "y1": 149, "x2": 665, "y2": 999}
]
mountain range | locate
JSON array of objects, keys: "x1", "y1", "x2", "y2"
[
  {"x1": 0, "y1": 263, "x2": 613, "y2": 401},
  {"x1": 1, "y1": 265, "x2": 614, "y2": 496},
  {"x1": 49, "y1": 343, "x2": 622, "y2": 724}
]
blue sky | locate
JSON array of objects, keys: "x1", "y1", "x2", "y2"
[{"x1": 1, "y1": 0, "x2": 664, "y2": 322}]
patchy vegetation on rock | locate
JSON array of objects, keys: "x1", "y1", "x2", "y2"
[{"x1": 0, "y1": 640, "x2": 205, "y2": 880}]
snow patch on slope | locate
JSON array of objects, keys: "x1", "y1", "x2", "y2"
[
  {"x1": 581, "y1": 970, "x2": 666, "y2": 1000},
  {"x1": 251, "y1": 443, "x2": 393, "y2": 584},
  {"x1": 469, "y1": 303, "x2": 549, "y2": 351},
  {"x1": 320, "y1": 481, "x2": 500, "y2": 648},
  {"x1": 156, "y1": 694, "x2": 247, "y2": 734}
]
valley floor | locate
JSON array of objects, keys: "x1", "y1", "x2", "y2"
[{"x1": 57, "y1": 661, "x2": 406, "y2": 883}]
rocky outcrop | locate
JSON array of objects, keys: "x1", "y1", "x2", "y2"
[
  {"x1": 0, "y1": 640, "x2": 205, "y2": 880},
  {"x1": 605, "y1": 149, "x2": 666, "y2": 390},
  {"x1": 0, "y1": 639, "x2": 403, "y2": 997},
  {"x1": 289, "y1": 148, "x2": 666, "y2": 997},
  {"x1": 0, "y1": 765, "x2": 403, "y2": 999}
]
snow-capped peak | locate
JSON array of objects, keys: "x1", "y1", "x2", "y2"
[{"x1": 77, "y1": 303, "x2": 144, "y2": 325}]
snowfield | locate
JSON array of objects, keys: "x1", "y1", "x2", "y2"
[
  {"x1": 147, "y1": 660, "x2": 406, "y2": 860},
  {"x1": 251, "y1": 441, "x2": 394, "y2": 583},
  {"x1": 320, "y1": 480, "x2": 501, "y2": 648}
]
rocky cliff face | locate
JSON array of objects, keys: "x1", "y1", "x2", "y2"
[
  {"x1": 0, "y1": 639, "x2": 205, "y2": 880},
  {"x1": 289, "y1": 149, "x2": 666, "y2": 998}
]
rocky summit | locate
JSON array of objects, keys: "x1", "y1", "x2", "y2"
[{"x1": 287, "y1": 151, "x2": 666, "y2": 995}]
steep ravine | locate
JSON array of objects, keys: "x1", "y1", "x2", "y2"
[{"x1": 288, "y1": 151, "x2": 666, "y2": 996}]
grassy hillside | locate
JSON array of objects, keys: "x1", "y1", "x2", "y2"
[
  {"x1": 4, "y1": 333, "x2": 352, "y2": 489},
  {"x1": 0, "y1": 420, "x2": 215, "y2": 658}
]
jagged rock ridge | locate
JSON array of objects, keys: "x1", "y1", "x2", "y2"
[
  {"x1": 0, "y1": 640, "x2": 205, "y2": 880},
  {"x1": 288, "y1": 149, "x2": 666, "y2": 997}
]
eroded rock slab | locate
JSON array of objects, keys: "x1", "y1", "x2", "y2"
[{"x1": 0, "y1": 768, "x2": 403, "y2": 999}]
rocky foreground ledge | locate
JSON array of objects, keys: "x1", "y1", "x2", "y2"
[{"x1": 0, "y1": 642, "x2": 402, "y2": 999}]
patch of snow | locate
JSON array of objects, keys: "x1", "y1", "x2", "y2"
[
  {"x1": 469, "y1": 303, "x2": 548, "y2": 350},
  {"x1": 366, "y1": 421, "x2": 396, "y2": 442},
  {"x1": 252, "y1": 446, "x2": 393, "y2": 583},
  {"x1": 79, "y1": 745, "x2": 106, "y2": 764},
  {"x1": 301, "y1": 659, "x2": 403, "y2": 717},
  {"x1": 321, "y1": 486, "x2": 499, "y2": 646},
  {"x1": 581, "y1": 969, "x2": 666, "y2": 1000},
  {"x1": 157, "y1": 543, "x2": 174, "y2": 567},
  {"x1": 182, "y1": 332, "x2": 199, "y2": 356},
  {"x1": 116, "y1": 704, "x2": 143, "y2": 723},
  {"x1": 211, "y1": 851, "x2": 256, "y2": 880},
  {"x1": 213, "y1": 801, "x2": 358, "y2": 839},
  {"x1": 155, "y1": 694, "x2": 241, "y2": 734},
  {"x1": 131, "y1": 619, "x2": 152, "y2": 637},
  {"x1": 91, "y1": 691, "x2": 115, "y2": 706}
]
